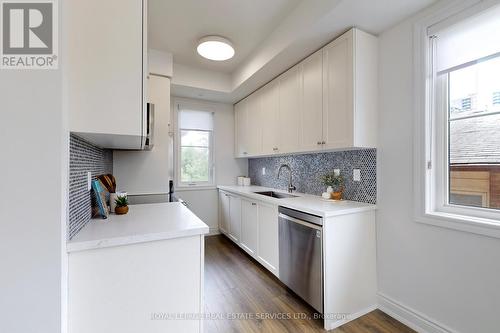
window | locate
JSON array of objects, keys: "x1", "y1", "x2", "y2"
[
  {"x1": 447, "y1": 57, "x2": 500, "y2": 210},
  {"x1": 415, "y1": 1, "x2": 500, "y2": 235},
  {"x1": 176, "y1": 104, "x2": 215, "y2": 187}
]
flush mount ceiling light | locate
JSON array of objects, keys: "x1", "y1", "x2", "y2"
[{"x1": 197, "y1": 36, "x2": 235, "y2": 61}]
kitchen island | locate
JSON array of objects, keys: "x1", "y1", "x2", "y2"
[{"x1": 67, "y1": 202, "x2": 209, "y2": 333}]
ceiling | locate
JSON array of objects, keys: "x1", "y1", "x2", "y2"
[
  {"x1": 149, "y1": 0, "x2": 438, "y2": 103},
  {"x1": 148, "y1": 0, "x2": 301, "y2": 73}
]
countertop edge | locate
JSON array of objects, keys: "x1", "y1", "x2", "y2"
[
  {"x1": 67, "y1": 226, "x2": 209, "y2": 253},
  {"x1": 217, "y1": 185, "x2": 377, "y2": 217}
]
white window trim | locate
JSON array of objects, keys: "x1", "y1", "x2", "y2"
[
  {"x1": 413, "y1": 0, "x2": 500, "y2": 239},
  {"x1": 174, "y1": 99, "x2": 216, "y2": 189}
]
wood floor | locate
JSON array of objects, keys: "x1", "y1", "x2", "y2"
[{"x1": 204, "y1": 235, "x2": 415, "y2": 333}]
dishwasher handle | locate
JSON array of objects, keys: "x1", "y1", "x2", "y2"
[{"x1": 278, "y1": 213, "x2": 322, "y2": 231}]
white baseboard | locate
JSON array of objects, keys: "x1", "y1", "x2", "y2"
[
  {"x1": 378, "y1": 293, "x2": 456, "y2": 333},
  {"x1": 324, "y1": 304, "x2": 378, "y2": 331}
]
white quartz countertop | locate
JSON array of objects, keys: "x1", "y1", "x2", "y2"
[
  {"x1": 217, "y1": 185, "x2": 376, "y2": 218},
  {"x1": 67, "y1": 202, "x2": 209, "y2": 253}
]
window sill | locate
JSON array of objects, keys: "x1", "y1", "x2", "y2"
[
  {"x1": 416, "y1": 211, "x2": 500, "y2": 239},
  {"x1": 176, "y1": 186, "x2": 217, "y2": 192}
]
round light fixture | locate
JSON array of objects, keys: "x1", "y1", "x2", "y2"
[{"x1": 197, "y1": 36, "x2": 235, "y2": 61}]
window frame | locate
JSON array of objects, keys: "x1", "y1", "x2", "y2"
[
  {"x1": 174, "y1": 100, "x2": 216, "y2": 189},
  {"x1": 414, "y1": 0, "x2": 500, "y2": 239}
]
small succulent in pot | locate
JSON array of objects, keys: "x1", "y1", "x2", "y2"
[
  {"x1": 320, "y1": 172, "x2": 344, "y2": 200},
  {"x1": 114, "y1": 196, "x2": 129, "y2": 215}
]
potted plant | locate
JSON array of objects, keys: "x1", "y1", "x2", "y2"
[
  {"x1": 114, "y1": 196, "x2": 129, "y2": 215},
  {"x1": 320, "y1": 172, "x2": 344, "y2": 200}
]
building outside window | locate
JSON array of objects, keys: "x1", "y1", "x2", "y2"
[{"x1": 447, "y1": 57, "x2": 500, "y2": 209}]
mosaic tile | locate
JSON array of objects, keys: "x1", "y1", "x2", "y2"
[
  {"x1": 68, "y1": 134, "x2": 113, "y2": 239},
  {"x1": 248, "y1": 149, "x2": 376, "y2": 204}
]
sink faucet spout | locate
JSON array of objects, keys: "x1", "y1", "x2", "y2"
[{"x1": 277, "y1": 164, "x2": 296, "y2": 193}]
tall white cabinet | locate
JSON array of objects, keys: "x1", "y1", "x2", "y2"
[{"x1": 234, "y1": 28, "x2": 378, "y2": 158}]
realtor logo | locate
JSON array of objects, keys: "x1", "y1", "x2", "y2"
[{"x1": 1, "y1": 0, "x2": 58, "y2": 69}]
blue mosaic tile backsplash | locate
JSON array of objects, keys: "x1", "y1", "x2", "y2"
[
  {"x1": 248, "y1": 149, "x2": 376, "y2": 204},
  {"x1": 68, "y1": 134, "x2": 113, "y2": 239}
]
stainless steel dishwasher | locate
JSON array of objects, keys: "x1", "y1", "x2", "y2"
[{"x1": 278, "y1": 206, "x2": 323, "y2": 313}]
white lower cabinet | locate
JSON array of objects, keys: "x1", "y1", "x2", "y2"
[
  {"x1": 219, "y1": 191, "x2": 230, "y2": 235},
  {"x1": 218, "y1": 191, "x2": 279, "y2": 277},
  {"x1": 69, "y1": 236, "x2": 204, "y2": 333},
  {"x1": 240, "y1": 199, "x2": 258, "y2": 257},
  {"x1": 256, "y1": 202, "x2": 279, "y2": 276},
  {"x1": 228, "y1": 195, "x2": 241, "y2": 242}
]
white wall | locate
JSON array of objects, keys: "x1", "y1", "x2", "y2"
[
  {"x1": 113, "y1": 76, "x2": 172, "y2": 195},
  {"x1": 377, "y1": 2, "x2": 500, "y2": 332},
  {"x1": 173, "y1": 97, "x2": 247, "y2": 233},
  {"x1": 0, "y1": 3, "x2": 65, "y2": 333}
]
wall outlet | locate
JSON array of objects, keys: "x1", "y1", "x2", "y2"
[
  {"x1": 87, "y1": 172, "x2": 92, "y2": 191},
  {"x1": 334, "y1": 169, "x2": 340, "y2": 176},
  {"x1": 262, "y1": 167, "x2": 266, "y2": 175},
  {"x1": 353, "y1": 169, "x2": 361, "y2": 182}
]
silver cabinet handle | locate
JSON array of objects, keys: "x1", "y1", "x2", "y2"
[
  {"x1": 322, "y1": 141, "x2": 326, "y2": 145},
  {"x1": 273, "y1": 147, "x2": 278, "y2": 151},
  {"x1": 317, "y1": 141, "x2": 322, "y2": 145},
  {"x1": 251, "y1": 203, "x2": 257, "y2": 206}
]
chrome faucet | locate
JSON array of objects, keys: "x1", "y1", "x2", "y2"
[{"x1": 277, "y1": 164, "x2": 296, "y2": 193}]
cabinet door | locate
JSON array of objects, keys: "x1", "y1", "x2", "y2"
[
  {"x1": 322, "y1": 31, "x2": 354, "y2": 149},
  {"x1": 300, "y1": 50, "x2": 324, "y2": 152},
  {"x1": 278, "y1": 66, "x2": 301, "y2": 153},
  {"x1": 261, "y1": 81, "x2": 280, "y2": 154},
  {"x1": 67, "y1": 0, "x2": 145, "y2": 142},
  {"x1": 235, "y1": 99, "x2": 249, "y2": 157},
  {"x1": 228, "y1": 196, "x2": 241, "y2": 242},
  {"x1": 219, "y1": 191, "x2": 230, "y2": 235},
  {"x1": 245, "y1": 92, "x2": 263, "y2": 156},
  {"x1": 240, "y1": 199, "x2": 258, "y2": 257},
  {"x1": 258, "y1": 202, "x2": 279, "y2": 277}
]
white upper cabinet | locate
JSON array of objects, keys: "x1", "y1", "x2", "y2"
[
  {"x1": 234, "y1": 99, "x2": 248, "y2": 157},
  {"x1": 278, "y1": 65, "x2": 301, "y2": 154},
  {"x1": 246, "y1": 91, "x2": 263, "y2": 156},
  {"x1": 234, "y1": 28, "x2": 377, "y2": 158},
  {"x1": 322, "y1": 29, "x2": 378, "y2": 149},
  {"x1": 261, "y1": 81, "x2": 280, "y2": 155},
  {"x1": 299, "y1": 50, "x2": 324, "y2": 151},
  {"x1": 322, "y1": 31, "x2": 353, "y2": 149},
  {"x1": 67, "y1": 0, "x2": 148, "y2": 149}
]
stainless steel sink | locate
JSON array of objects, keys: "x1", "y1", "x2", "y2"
[{"x1": 254, "y1": 191, "x2": 298, "y2": 199}]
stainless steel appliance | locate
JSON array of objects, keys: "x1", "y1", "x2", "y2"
[
  {"x1": 142, "y1": 103, "x2": 155, "y2": 150},
  {"x1": 278, "y1": 206, "x2": 323, "y2": 313}
]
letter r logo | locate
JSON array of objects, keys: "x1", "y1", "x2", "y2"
[{"x1": 2, "y1": 2, "x2": 53, "y2": 54}]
